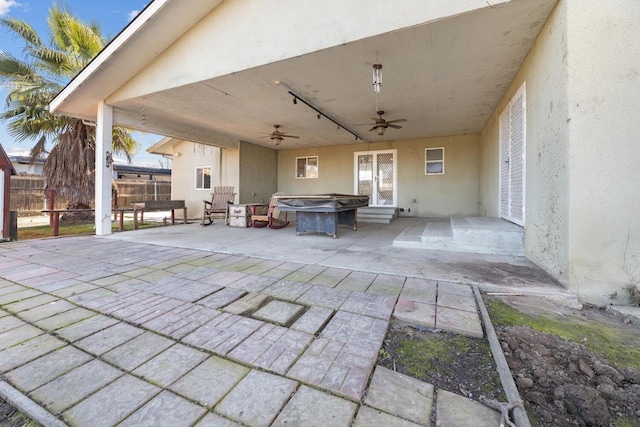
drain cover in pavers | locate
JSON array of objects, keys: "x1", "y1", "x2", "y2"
[
  {"x1": 169, "y1": 356, "x2": 249, "y2": 407},
  {"x1": 29, "y1": 359, "x2": 122, "y2": 414},
  {"x1": 287, "y1": 311, "x2": 387, "y2": 400},
  {"x1": 102, "y1": 331, "x2": 175, "y2": 371},
  {"x1": 290, "y1": 306, "x2": 333, "y2": 334},
  {"x1": 119, "y1": 390, "x2": 207, "y2": 427},
  {"x1": 261, "y1": 280, "x2": 312, "y2": 302},
  {"x1": 272, "y1": 385, "x2": 357, "y2": 427},
  {"x1": 194, "y1": 412, "x2": 242, "y2": 426},
  {"x1": 435, "y1": 306, "x2": 483, "y2": 338},
  {"x1": 222, "y1": 292, "x2": 269, "y2": 314},
  {"x1": 74, "y1": 322, "x2": 144, "y2": 356},
  {"x1": 435, "y1": 390, "x2": 501, "y2": 427},
  {"x1": 197, "y1": 288, "x2": 246, "y2": 309},
  {"x1": 227, "y1": 323, "x2": 313, "y2": 374},
  {"x1": 295, "y1": 286, "x2": 352, "y2": 310},
  {"x1": 62, "y1": 374, "x2": 161, "y2": 426},
  {"x1": 252, "y1": 300, "x2": 305, "y2": 325},
  {"x1": 340, "y1": 292, "x2": 397, "y2": 320},
  {"x1": 0, "y1": 334, "x2": 65, "y2": 373},
  {"x1": 54, "y1": 314, "x2": 118, "y2": 342},
  {"x1": 182, "y1": 313, "x2": 264, "y2": 355},
  {"x1": 365, "y1": 366, "x2": 433, "y2": 425},
  {"x1": 393, "y1": 299, "x2": 436, "y2": 328},
  {"x1": 5, "y1": 345, "x2": 92, "y2": 392},
  {"x1": 132, "y1": 344, "x2": 208, "y2": 387},
  {"x1": 142, "y1": 304, "x2": 221, "y2": 340},
  {"x1": 353, "y1": 407, "x2": 421, "y2": 426},
  {"x1": 436, "y1": 291, "x2": 478, "y2": 313},
  {"x1": 215, "y1": 370, "x2": 298, "y2": 427}
]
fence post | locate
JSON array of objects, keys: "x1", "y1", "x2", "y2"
[
  {"x1": 154, "y1": 181, "x2": 158, "y2": 201},
  {"x1": 47, "y1": 189, "x2": 55, "y2": 225}
]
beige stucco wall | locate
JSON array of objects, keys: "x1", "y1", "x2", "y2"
[
  {"x1": 277, "y1": 135, "x2": 480, "y2": 217},
  {"x1": 170, "y1": 141, "x2": 239, "y2": 217},
  {"x1": 238, "y1": 141, "x2": 278, "y2": 204},
  {"x1": 481, "y1": 1, "x2": 570, "y2": 286},
  {"x1": 481, "y1": 0, "x2": 640, "y2": 304}
]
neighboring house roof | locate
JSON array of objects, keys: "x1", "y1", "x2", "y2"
[
  {"x1": 0, "y1": 145, "x2": 17, "y2": 175},
  {"x1": 146, "y1": 136, "x2": 178, "y2": 156},
  {"x1": 113, "y1": 164, "x2": 171, "y2": 176},
  {"x1": 8, "y1": 156, "x2": 45, "y2": 165}
]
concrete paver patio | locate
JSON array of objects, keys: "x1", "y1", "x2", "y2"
[{"x1": 0, "y1": 221, "x2": 573, "y2": 425}]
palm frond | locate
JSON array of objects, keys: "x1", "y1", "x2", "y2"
[{"x1": 0, "y1": 17, "x2": 43, "y2": 48}]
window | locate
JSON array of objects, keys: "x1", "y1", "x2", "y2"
[
  {"x1": 195, "y1": 166, "x2": 212, "y2": 189},
  {"x1": 296, "y1": 156, "x2": 318, "y2": 179},
  {"x1": 425, "y1": 148, "x2": 444, "y2": 175}
]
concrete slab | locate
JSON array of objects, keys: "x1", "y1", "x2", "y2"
[
  {"x1": 74, "y1": 322, "x2": 144, "y2": 356},
  {"x1": 309, "y1": 267, "x2": 351, "y2": 288},
  {"x1": 0, "y1": 334, "x2": 65, "y2": 373},
  {"x1": 215, "y1": 370, "x2": 298, "y2": 427},
  {"x1": 437, "y1": 291, "x2": 478, "y2": 313},
  {"x1": 435, "y1": 390, "x2": 501, "y2": 427},
  {"x1": 365, "y1": 366, "x2": 433, "y2": 425},
  {"x1": 62, "y1": 374, "x2": 161, "y2": 427},
  {"x1": 5, "y1": 345, "x2": 92, "y2": 392},
  {"x1": 54, "y1": 313, "x2": 119, "y2": 342},
  {"x1": 290, "y1": 306, "x2": 334, "y2": 334},
  {"x1": 354, "y1": 407, "x2": 422, "y2": 427},
  {"x1": 272, "y1": 385, "x2": 357, "y2": 426},
  {"x1": 222, "y1": 292, "x2": 269, "y2": 315},
  {"x1": 29, "y1": 359, "x2": 122, "y2": 414},
  {"x1": 195, "y1": 412, "x2": 243, "y2": 426},
  {"x1": 261, "y1": 280, "x2": 312, "y2": 302},
  {"x1": 393, "y1": 299, "x2": 436, "y2": 328},
  {"x1": 119, "y1": 390, "x2": 206, "y2": 427},
  {"x1": 182, "y1": 313, "x2": 264, "y2": 356},
  {"x1": 296, "y1": 286, "x2": 352, "y2": 310},
  {"x1": 4, "y1": 294, "x2": 57, "y2": 313},
  {"x1": 133, "y1": 344, "x2": 208, "y2": 387},
  {"x1": 340, "y1": 292, "x2": 396, "y2": 320},
  {"x1": 102, "y1": 331, "x2": 175, "y2": 371},
  {"x1": 0, "y1": 316, "x2": 28, "y2": 335},
  {"x1": 169, "y1": 356, "x2": 249, "y2": 407},
  {"x1": 197, "y1": 288, "x2": 246, "y2": 309},
  {"x1": 335, "y1": 271, "x2": 377, "y2": 292},
  {"x1": 253, "y1": 300, "x2": 305, "y2": 326},
  {"x1": 435, "y1": 306, "x2": 484, "y2": 338},
  {"x1": 33, "y1": 307, "x2": 95, "y2": 331}
]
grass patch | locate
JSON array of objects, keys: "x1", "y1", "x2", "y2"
[
  {"x1": 16, "y1": 221, "x2": 162, "y2": 240},
  {"x1": 486, "y1": 297, "x2": 640, "y2": 370}
]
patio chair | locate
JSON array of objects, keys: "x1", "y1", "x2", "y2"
[
  {"x1": 251, "y1": 192, "x2": 289, "y2": 229},
  {"x1": 202, "y1": 186, "x2": 236, "y2": 226}
]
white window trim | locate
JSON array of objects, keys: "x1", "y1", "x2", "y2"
[
  {"x1": 194, "y1": 166, "x2": 212, "y2": 190},
  {"x1": 295, "y1": 156, "x2": 319, "y2": 179},
  {"x1": 425, "y1": 147, "x2": 445, "y2": 175}
]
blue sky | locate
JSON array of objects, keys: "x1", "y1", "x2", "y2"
[{"x1": 0, "y1": 0, "x2": 165, "y2": 166}]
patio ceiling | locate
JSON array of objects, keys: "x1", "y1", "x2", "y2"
[{"x1": 66, "y1": 0, "x2": 559, "y2": 150}]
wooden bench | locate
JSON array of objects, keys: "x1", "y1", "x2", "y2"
[
  {"x1": 130, "y1": 200, "x2": 187, "y2": 229},
  {"x1": 42, "y1": 209, "x2": 94, "y2": 236}
]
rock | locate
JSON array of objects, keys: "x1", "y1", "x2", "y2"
[
  {"x1": 562, "y1": 384, "x2": 610, "y2": 426},
  {"x1": 593, "y1": 361, "x2": 625, "y2": 386},
  {"x1": 578, "y1": 359, "x2": 595, "y2": 379},
  {"x1": 516, "y1": 377, "x2": 534, "y2": 389}
]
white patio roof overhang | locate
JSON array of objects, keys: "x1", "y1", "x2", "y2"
[{"x1": 50, "y1": 0, "x2": 559, "y2": 151}]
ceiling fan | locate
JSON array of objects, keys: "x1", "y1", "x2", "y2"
[
  {"x1": 357, "y1": 111, "x2": 407, "y2": 136},
  {"x1": 259, "y1": 125, "x2": 300, "y2": 145}
]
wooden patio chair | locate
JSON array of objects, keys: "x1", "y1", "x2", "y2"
[
  {"x1": 251, "y1": 192, "x2": 289, "y2": 229},
  {"x1": 202, "y1": 186, "x2": 236, "y2": 226}
]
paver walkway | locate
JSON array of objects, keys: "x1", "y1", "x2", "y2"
[{"x1": 0, "y1": 236, "x2": 500, "y2": 426}]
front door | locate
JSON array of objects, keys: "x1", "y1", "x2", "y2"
[{"x1": 354, "y1": 149, "x2": 397, "y2": 206}]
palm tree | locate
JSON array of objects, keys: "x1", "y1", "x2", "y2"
[{"x1": 0, "y1": 4, "x2": 138, "y2": 208}]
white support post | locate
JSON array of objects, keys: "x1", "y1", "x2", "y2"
[{"x1": 95, "y1": 102, "x2": 113, "y2": 235}]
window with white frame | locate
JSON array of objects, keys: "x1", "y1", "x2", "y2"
[
  {"x1": 195, "y1": 166, "x2": 212, "y2": 189},
  {"x1": 425, "y1": 148, "x2": 444, "y2": 175},
  {"x1": 296, "y1": 156, "x2": 318, "y2": 179}
]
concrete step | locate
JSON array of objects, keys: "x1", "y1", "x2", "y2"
[
  {"x1": 357, "y1": 207, "x2": 398, "y2": 224},
  {"x1": 393, "y1": 217, "x2": 524, "y2": 256}
]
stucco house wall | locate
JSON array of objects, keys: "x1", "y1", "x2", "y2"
[
  {"x1": 277, "y1": 134, "x2": 480, "y2": 217},
  {"x1": 238, "y1": 141, "x2": 277, "y2": 204},
  {"x1": 481, "y1": 0, "x2": 640, "y2": 304}
]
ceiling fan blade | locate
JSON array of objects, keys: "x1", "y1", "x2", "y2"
[
  {"x1": 371, "y1": 118, "x2": 380, "y2": 122},
  {"x1": 368, "y1": 126, "x2": 377, "y2": 132},
  {"x1": 388, "y1": 124, "x2": 403, "y2": 129},
  {"x1": 353, "y1": 122, "x2": 375, "y2": 126},
  {"x1": 386, "y1": 119, "x2": 407, "y2": 124},
  {"x1": 281, "y1": 135, "x2": 300, "y2": 139}
]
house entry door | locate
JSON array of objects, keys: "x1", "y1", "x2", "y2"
[
  {"x1": 499, "y1": 84, "x2": 526, "y2": 226},
  {"x1": 354, "y1": 150, "x2": 397, "y2": 206}
]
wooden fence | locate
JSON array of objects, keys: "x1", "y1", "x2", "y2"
[{"x1": 10, "y1": 175, "x2": 172, "y2": 214}]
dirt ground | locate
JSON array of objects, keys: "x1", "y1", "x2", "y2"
[
  {"x1": 0, "y1": 397, "x2": 39, "y2": 427},
  {"x1": 379, "y1": 299, "x2": 640, "y2": 427}
]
